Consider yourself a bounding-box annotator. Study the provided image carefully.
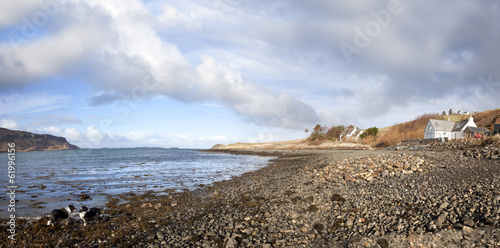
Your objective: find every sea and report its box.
[0,148,273,219]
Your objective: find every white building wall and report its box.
[452,131,463,139]
[425,131,434,139]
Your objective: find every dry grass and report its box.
[360,135,376,145]
[472,109,500,130]
[481,134,500,146]
[373,109,500,147]
[374,114,441,147]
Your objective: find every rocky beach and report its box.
[2,143,499,247]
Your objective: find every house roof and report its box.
[464,126,489,133]
[452,120,468,131]
[351,129,363,137]
[341,126,356,136]
[429,118,474,132]
[429,119,455,132]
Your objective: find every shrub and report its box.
[360,127,378,139]
[309,132,326,141]
[326,126,344,140]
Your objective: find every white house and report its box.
[340,126,364,141]
[424,116,477,139]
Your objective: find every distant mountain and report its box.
[0,128,80,152]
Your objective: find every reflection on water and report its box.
[0,148,272,218]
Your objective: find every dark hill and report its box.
[0,128,80,152]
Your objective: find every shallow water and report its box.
[0,148,272,218]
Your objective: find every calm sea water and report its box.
[0,148,272,218]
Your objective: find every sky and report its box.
[1,0,499,149]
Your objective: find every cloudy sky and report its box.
[1,0,499,148]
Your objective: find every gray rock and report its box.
[463,218,474,227]
[346,220,354,227]
[226,238,237,248]
[156,231,165,241]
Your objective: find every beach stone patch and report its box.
[463,145,500,159]
[309,153,430,182]
[4,149,500,247]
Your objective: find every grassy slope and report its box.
[216,109,500,149]
[375,109,500,147]
[471,109,500,130]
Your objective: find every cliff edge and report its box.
[0,127,80,152]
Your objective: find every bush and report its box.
[309,132,326,141]
[360,127,378,139]
[308,124,344,142]
[326,126,344,140]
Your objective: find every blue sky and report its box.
[1,0,499,148]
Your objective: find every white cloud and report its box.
[86,125,104,143]
[126,130,155,141]
[194,56,320,129]
[0,93,69,115]
[248,132,281,143]
[199,135,227,141]
[157,5,203,30]
[37,126,107,148]
[0,0,321,130]
[0,119,20,130]
[64,127,86,142]
[0,3,113,86]
[2,0,499,141]
[0,0,40,28]
[41,126,64,135]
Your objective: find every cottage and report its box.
[424,116,477,140]
[340,126,364,141]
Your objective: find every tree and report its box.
[449,109,453,115]
[457,110,461,115]
[305,129,309,137]
[442,111,446,116]
[313,124,323,134]
[326,126,344,140]
[359,127,378,139]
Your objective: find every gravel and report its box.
[2,146,499,247]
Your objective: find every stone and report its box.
[463,218,474,227]
[344,174,356,182]
[463,226,473,235]
[346,220,354,227]
[226,238,237,248]
[436,214,446,228]
[406,234,416,244]
[157,231,165,241]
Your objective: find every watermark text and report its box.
[7,143,16,241]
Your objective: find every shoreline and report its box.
[0,148,272,219]
[2,148,499,247]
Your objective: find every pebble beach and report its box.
[2,146,499,247]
